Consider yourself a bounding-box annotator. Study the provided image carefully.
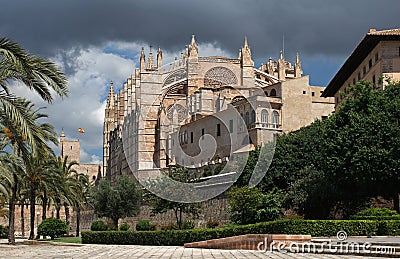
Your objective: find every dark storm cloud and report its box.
[1,0,399,60]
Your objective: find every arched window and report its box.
[251,110,256,124]
[245,112,250,125]
[261,109,268,127]
[272,111,279,128]
[270,89,277,97]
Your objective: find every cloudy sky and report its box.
[1,0,399,163]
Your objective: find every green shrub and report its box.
[206,220,219,228]
[37,218,67,240]
[182,220,195,229]
[136,220,156,231]
[0,225,8,238]
[160,223,178,230]
[82,219,400,245]
[351,208,400,220]
[119,222,130,231]
[90,220,108,231]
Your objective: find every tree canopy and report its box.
[247,81,400,219]
[92,175,141,229]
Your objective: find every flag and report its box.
[78,127,85,133]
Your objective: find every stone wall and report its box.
[0,196,230,236]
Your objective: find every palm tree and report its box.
[2,100,59,243]
[72,173,90,237]
[0,38,68,245]
[50,156,79,234]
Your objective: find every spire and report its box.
[295,52,302,78]
[244,36,249,48]
[190,34,197,46]
[147,46,154,70]
[238,48,242,60]
[140,47,145,71]
[240,36,254,67]
[60,130,66,142]
[157,47,162,70]
[277,51,286,80]
[107,81,115,107]
[189,35,198,60]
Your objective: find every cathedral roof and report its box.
[322,28,400,97]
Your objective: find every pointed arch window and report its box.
[272,111,279,128]
[251,110,256,124]
[261,109,269,127]
[270,89,277,97]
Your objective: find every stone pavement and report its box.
[0,240,393,259]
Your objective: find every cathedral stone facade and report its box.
[103,35,334,182]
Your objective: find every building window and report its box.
[190,131,193,143]
[358,72,361,81]
[353,78,356,85]
[92,176,96,180]
[270,89,277,97]
[229,119,234,133]
[312,92,315,96]
[372,74,376,85]
[369,59,372,69]
[70,146,73,150]
[261,109,268,127]
[216,123,221,136]
[245,112,250,125]
[375,53,379,62]
[201,128,204,140]
[251,110,256,124]
[272,111,279,128]
[363,66,366,75]
[303,90,306,94]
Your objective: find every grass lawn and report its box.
[40,236,82,243]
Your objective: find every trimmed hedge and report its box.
[91,220,108,231]
[82,219,400,245]
[136,220,156,231]
[351,208,400,220]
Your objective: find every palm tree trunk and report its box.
[55,197,60,219]
[28,187,35,240]
[7,173,18,245]
[42,192,47,220]
[65,203,70,235]
[75,206,80,237]
[20,203,25,238]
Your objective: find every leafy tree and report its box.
[92,175,141,229]
[250,81,400,219]
[37,218,67,240]
[322,81,400,212]
[227,186,283,225]
[147,166,201,230]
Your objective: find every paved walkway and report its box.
[0,241,393,258]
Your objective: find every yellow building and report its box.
[322,28,400,107]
